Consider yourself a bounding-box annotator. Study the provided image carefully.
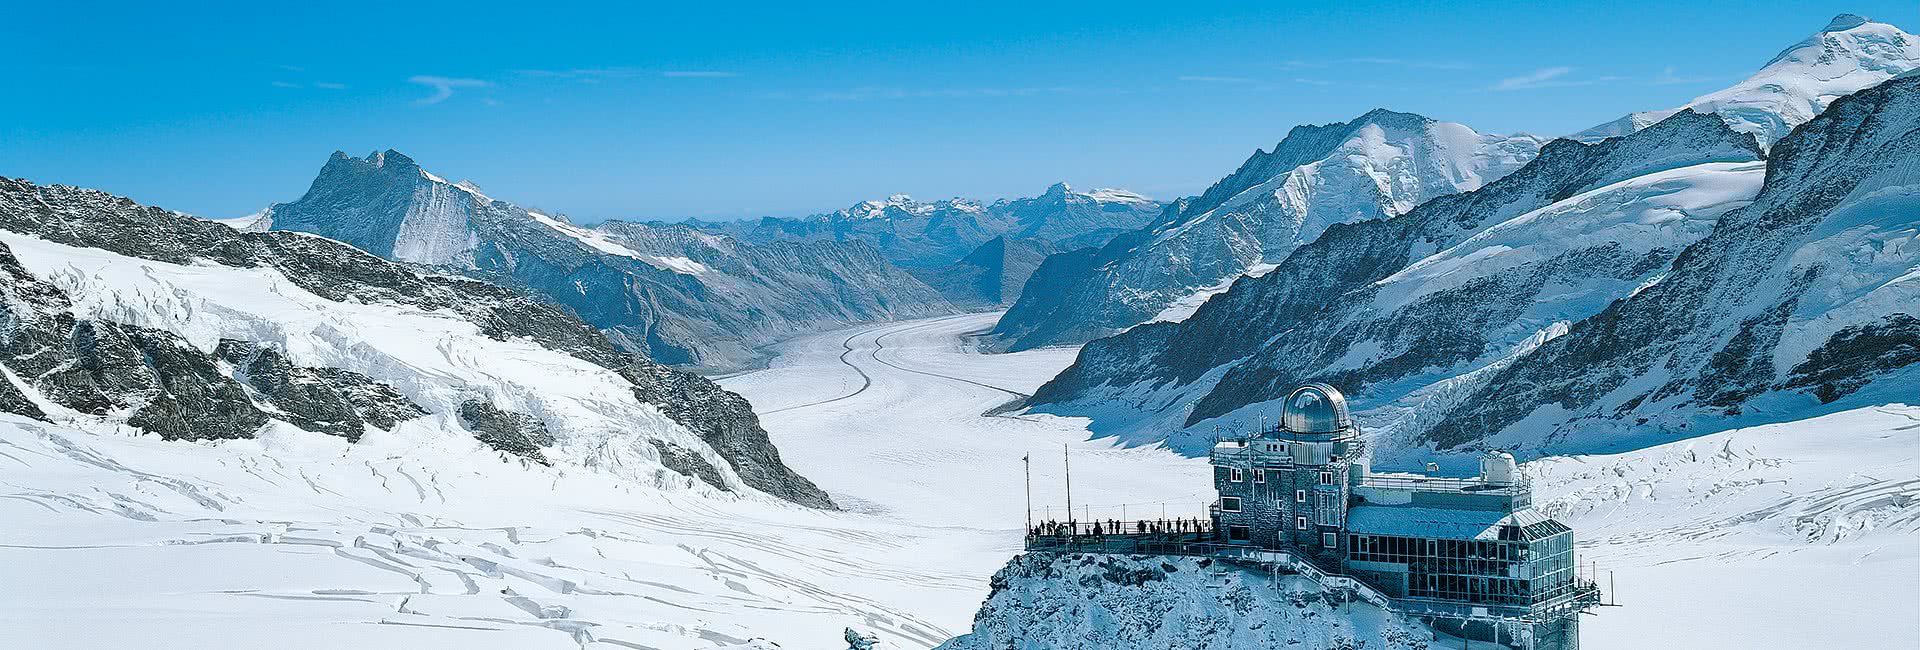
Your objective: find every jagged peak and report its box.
[1824,13,1871,33]
[1351,107,1436,130]
[1043,181,1071,196]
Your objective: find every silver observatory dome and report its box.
[1280,383,1353,435]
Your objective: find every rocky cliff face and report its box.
[696,182,1162,270]
[1421,73,1920,453]
[935,554,1437,650]
[1025,110,1765,453]
[0,176,834,508]
[907,236,1057,307]
[260,151,952,372]
[992,109,1547,351]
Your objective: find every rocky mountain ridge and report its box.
[259,150,952,372]
[990,108,1547,351]
[1025,110,1764,454]
[691,182,1163,270]
[0,176,834,508]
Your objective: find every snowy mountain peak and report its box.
[1824,13,1871,33]
[1575,15,1917,148]
[1352,106,1436,130]
[1043,181,1070,197]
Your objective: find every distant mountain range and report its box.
[688,182,1164,270]
[1020,15,1920,463]
[253,151,957,372]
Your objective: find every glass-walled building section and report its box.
[1345,513,1578,608]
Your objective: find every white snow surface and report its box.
[1575,15,1919,148]
[1376,160,1765,310]
[0,312,1207,649]
[4,288,1914,649]
[1533,405,1920,649]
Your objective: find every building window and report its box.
[1295,516,1308,531]
[1253,469,1265,483]
[1319,471,1334,485]
[1322,532,1337,548]
[1295,489,1307,503]
[1220,497,1242,512]
[1315,492,1343,526]
[1230,468,1244,482]
[1228,525,1251,542]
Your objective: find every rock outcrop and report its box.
[935,553,1436,650]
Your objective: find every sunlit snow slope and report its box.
[1575,15,1918,149]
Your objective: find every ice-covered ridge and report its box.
[1376,160,1766,305]
[1575,15,1918,147]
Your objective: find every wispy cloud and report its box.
[805,85,1108,102]
[313,82,348,90]
[271,81,301,88]
[517,67,646,80]
[663,70,739,78]
[1292,77,1335,86]
[409,75,491,105]
[1350,57,1474,70]
[1652,66,1717,86]
[1177,75,1259,84]
[1494,66,1575,91]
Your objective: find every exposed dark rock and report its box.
[214,340,428,441]
[648,439,730,492]
[457,400,555,464]
[622,362,835,509]
[1784,314,1920,403]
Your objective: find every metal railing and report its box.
[1358,473,1531,496]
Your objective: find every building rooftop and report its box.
[1347,505,1568,541]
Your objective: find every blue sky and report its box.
[4,1,1912,222]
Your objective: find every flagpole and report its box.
[1063,443,1073,526]
[1023,453,1032,533]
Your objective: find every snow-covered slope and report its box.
[935,554,1437,650]
[0,176,832,508]
[1575,14,1918,149]
[260,150,953,371]
[992,109,1546,351]
[1421,73,1920,454]
[696,182,1163,270]
[1026,110,1763,454]
[1531,405,1920,649]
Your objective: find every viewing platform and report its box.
[1022,527,1602,625]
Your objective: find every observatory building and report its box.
[1209,383,1597,649]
